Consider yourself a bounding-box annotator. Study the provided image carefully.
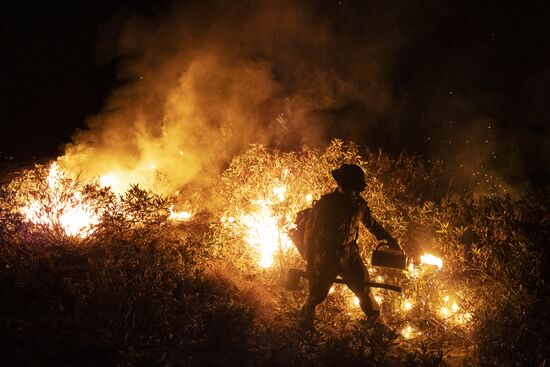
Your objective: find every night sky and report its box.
[2,0,549,188]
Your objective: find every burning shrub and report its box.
[214,140,549,364]
[0,162,172,247]
[0,142,548,365]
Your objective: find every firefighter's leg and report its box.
[340,246,380,320]
[299,276,332,329]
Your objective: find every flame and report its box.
[457,312,473,324]
[420,253,443,269]
[440,306,451,318]
[402,299,414,311]
[437,295,473,325]
[99,174,116,188]
[20,163,101,238]
[401,324,420,340]
[235,186,293,268]
[407,261,420,278]
[222,185,294,268]
[451,302,460,313]
[168,206,192,221]
[273,186,286,202]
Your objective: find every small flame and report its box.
[305,193,313,203]
[457,312,473,324]
[401,324,420,340]
[273,185,286,202]
[402,299,414,311]
[440,306,451,318]
[99,174,116,188]
[420,253,443,269]
[168,206,192,221]
[407,261,421,278]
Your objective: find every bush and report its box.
[1,142,548,366]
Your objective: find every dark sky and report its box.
[1,0,549,188]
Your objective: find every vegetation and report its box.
[0,140,548,366]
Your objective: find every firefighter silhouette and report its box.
[299,164,402,329]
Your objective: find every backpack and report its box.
[288,194,332,259]
[288,192,353,261]
[288,206,312,258]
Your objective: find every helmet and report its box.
[331,164,367,192]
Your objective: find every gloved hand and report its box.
[387,238,403,252]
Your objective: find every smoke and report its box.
[59,0,546,196]
[61,0,342,193]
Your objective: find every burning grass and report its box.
[0,140,548,366]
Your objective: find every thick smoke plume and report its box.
[60,0,411,194]
[60,0,541,196]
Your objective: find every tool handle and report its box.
[294,269,402,293]
[332,278,402,293]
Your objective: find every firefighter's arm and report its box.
[362,205,401,250]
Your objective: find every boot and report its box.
[298,304,316,331]
[360,292,381,322]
